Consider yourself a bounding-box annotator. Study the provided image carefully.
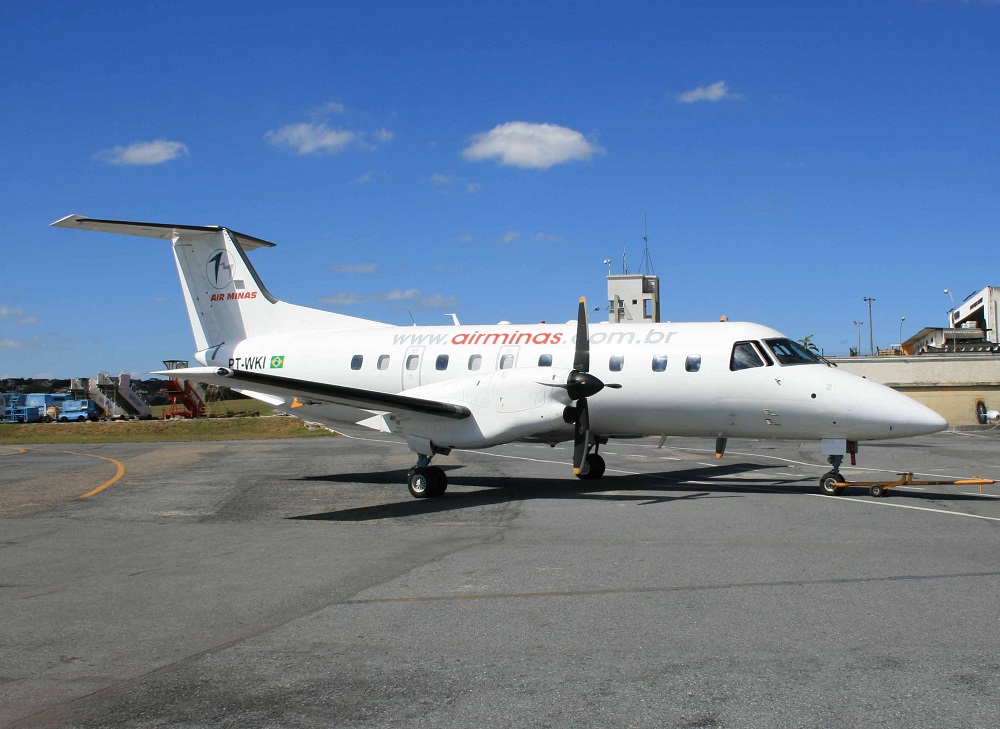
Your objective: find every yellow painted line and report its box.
[0,446,125,496]
[63,450,126,498]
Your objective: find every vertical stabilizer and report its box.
[52,215,385,361]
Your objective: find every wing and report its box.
[153,366,471,420]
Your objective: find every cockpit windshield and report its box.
[763,337,822,366]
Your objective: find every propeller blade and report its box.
[573,399,591,474]
[574,297,590,373]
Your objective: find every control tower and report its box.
[607,274,660,323]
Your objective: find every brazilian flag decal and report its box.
[270,355,285,369]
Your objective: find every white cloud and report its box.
[0,306,37,324]
[266,122,394,156]
[463,122,602,170]
[317,100,345,115]
[455,234,475,243]
[675,81,742,104]
[499,230,521,244]
[533,233,567,243]
[320,292,364,306]
[0,338,32,349]
[415,293,460,309]
[429,173,454,185]
[321,289,457,309]
[353,170,377,184]
[95,139,189,165]
[330,263,378,274]
[266,123,357,155]
[466,182,481,193]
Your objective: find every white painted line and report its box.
[811,494,1000,523]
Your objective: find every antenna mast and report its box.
[638,212,655,275]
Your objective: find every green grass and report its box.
[0,415,334,444]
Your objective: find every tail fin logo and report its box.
[207,250,234,289]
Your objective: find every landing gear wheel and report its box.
[408,466,448,498]
[576,453,606,480]
[819,471,845,496]
[426,466,447,498]
[408,467,432,498]
[869,484,886,498]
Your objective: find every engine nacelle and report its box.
[382,367,573,449]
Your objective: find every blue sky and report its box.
[2,0,998,377]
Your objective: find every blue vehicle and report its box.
[58,399,99,422]
[2,394,43,423]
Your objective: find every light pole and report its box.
[853,320,863,356]
[899,316,906,352]
[944,289,956,351]
[863,296,876,356]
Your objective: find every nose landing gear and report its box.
[819,454,846,496]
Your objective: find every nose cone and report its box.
[849,376,948,439]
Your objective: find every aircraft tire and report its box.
[426,466,448,498]
[576,453,606,480]
[407,468,433,498]
[819,472,845,496]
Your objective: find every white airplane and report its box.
[53,215,948,499]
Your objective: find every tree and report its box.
[798,335,819,353]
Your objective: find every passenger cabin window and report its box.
[377,355,390,371]
[499,354,515,370]
[406,354,419,371]
[685,354,702,372]
[435,354,449,371]
[764,338,821,366]
[350,355,363,370]
[538,354,553,367]
[609,355,624,372]
[651,354,668,372]
[468,354,482,371]
[730,342,765,371]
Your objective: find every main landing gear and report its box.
[407,454,447,499]
[575,449,606,480]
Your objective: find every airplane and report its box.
[52,214,949,499]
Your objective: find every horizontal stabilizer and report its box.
[51,214,276,251]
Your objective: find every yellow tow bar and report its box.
[827,472,995,498]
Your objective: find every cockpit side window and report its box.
[764,337,821,366]
[730,342,765,371]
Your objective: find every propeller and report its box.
[567,297,621,475]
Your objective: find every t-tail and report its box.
[52,215,384,363]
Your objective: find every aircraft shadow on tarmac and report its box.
[290,460,999,522]
[291,461,818,522]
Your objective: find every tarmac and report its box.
[2,429,1000,728]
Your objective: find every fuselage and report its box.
[207,319,947,445]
